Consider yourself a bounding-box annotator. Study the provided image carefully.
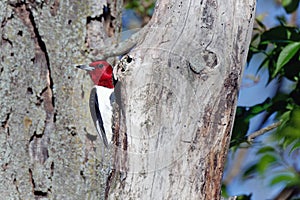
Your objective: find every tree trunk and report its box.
[0,0,121,199]
[109,0,255,199]
[1,0,255,199]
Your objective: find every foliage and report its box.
[228,1,300,199]
[241,19,300,148]
[282,0,300,13]
[124,0,155,25]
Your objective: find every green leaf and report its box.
[230,107,250,148]
[289,140,300,154]
[260,27,288,43]
[289,105,300,127]
[260,26,300,45]
[270,174,294,185]
[273,42,300,77]
[236,194,252,200]
[277,106,300,145]
[282,136,296,149]
[243,164,258,179]
[250,98,272,114]
[267,93,290,117]
[282,0,300,13]
[267,56,277,84]
[257,154,277,175]
[282,59,300,81]
[279,110,292,125]
[257,146,275,154]
[221,184,229,198]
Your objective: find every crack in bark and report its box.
[28,168,35,193]
[98,3,115,37]
[29,167,49,197]
[1,110,11,129]
[86,7,144,60]
[13,2,55,112]
[80,84,85,99]
[1,12,14,28]
[26,6,53,164]
[85,3,116,56]
[12,3,54,197]
[1,36,13,46]
[105,169,116,200]
[12,177,21,196]
[27,7,55,108]
[223,71,239,108]
[49,0,60,16]
[80,170,86,181]
[50,161,54,177]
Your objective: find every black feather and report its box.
[89,88,109,147]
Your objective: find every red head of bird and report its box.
[77,60,114,89]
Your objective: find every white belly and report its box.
[95,85,114,143]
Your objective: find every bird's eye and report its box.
[97,64,104,68]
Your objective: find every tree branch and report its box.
[247,121,282,142]
[91,29,146,60]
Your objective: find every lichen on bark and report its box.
[0,0,121,199]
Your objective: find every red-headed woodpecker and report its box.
[77,60,115,147]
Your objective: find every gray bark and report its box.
[109,0,256,199]
[0,0,255,199]
[0,0,120,199]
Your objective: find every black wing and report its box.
[89,88,109,147]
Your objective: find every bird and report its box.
[77,60,115,147]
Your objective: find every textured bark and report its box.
[109,0,256,199]
[1,0,255,199]
[0,0,120,199]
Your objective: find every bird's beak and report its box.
[76,64,94,71]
